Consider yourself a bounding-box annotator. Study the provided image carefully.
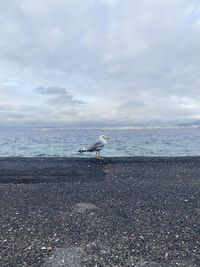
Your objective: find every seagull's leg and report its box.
[96,151,100,159]
[96,150,104,160]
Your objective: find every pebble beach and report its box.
[0,157,199,266]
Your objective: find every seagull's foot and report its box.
[96,156,104,160]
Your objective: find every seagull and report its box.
[78,135,110,159]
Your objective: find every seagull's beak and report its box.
[106,136,111,140]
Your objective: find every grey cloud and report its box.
[120,101,146,109]
[35,86,85,106]
[0,101,83,123]
[0,102,36,113]
[36,86,68,95]
[0,103,40,122]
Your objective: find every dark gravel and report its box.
[0,157,200,267]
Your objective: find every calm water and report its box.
[0,127,200,157]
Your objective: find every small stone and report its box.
[47,246,53,252]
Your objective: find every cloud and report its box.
[0,0,200,125]
[35,86,85,106]
[36,87,68,95]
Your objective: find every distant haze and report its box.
[1,0,200,126]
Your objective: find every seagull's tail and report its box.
[78,149,87,153]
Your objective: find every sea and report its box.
[0,127,200,157]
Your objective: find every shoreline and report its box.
[0,157,199,266]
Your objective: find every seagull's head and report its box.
[99,135,111,141]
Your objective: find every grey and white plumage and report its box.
[78,135,110,158]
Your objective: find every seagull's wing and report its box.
[85,139,104,151]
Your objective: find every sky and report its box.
[1,0,200,126]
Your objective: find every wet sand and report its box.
[0,157,199,266]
